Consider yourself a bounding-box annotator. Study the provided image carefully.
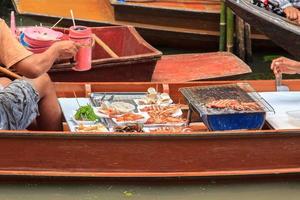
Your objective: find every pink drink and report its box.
[69,26,92,71]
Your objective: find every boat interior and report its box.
[19,79,300,134]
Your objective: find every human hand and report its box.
[283,6,300,24]
[51,40,80,59]
[271,57,300,76]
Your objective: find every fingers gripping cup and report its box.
[69,26,92,71]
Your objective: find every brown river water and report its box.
[0,178,300,200]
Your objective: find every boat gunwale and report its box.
[225,0,300,34]
[1,126,300,138]
[1,167,300,178]
[110,0,220,14]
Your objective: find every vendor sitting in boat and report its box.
[271,57,300,75]
[0,19,79,131]
[274,0,300,23]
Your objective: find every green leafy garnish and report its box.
[75,104,98,121]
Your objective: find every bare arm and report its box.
[271,57,300,76]
[12,41,79,79]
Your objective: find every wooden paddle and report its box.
[92,34,119,58]
[0,66,22,79]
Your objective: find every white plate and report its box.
[93,107,110,118]
[112,112,150,125]
[137,105,183,117]
[94,102,136,118]
[133,99,173,107]
[74,124,109,132]
[71,111,98,125]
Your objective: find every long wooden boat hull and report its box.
[1,130,300,178]
[0,80,300,178]
[10,0,271,50]
[225,0,300,58]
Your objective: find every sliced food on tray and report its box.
[144,126,193,133]
[97,101,136,117]
[139,104,183,117]
[75,123,108,132]
[112,112,149,125]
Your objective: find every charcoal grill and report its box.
[179,83,273,131]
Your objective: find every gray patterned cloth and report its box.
[0,79,40,130]
[272,0,300,9]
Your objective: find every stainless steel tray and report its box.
[90,92,147,107]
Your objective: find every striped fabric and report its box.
[273,0,300,9]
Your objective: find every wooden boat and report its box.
[3,25,251,82]
[1,80,300,178]
[50,45,251,82]
[10,0,270,50]
[49,26,162,82]
[225,0,300,58]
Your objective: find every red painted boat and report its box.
[49,26,162,82]
[10,0,271,50]
[7,26,251,82]
[0,80,300,179]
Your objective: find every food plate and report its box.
[137,105,183,117]
[133,98,173,107]
[94,101,136,118]
[74,123,109,132]
[112,112,150,125]
[71,111,97,125]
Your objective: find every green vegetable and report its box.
[75,104,98,121]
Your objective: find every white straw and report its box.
[50,17,64,29]
[70,9,76,27]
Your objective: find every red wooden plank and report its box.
[152,52,252,82]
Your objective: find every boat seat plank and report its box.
[151,52,252,82]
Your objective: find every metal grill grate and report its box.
[179,83,273,115]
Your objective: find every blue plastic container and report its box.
[200,111,266,131]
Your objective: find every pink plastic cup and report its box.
[69,26,92,71]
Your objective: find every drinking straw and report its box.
[70,9,76,27]
[50,17,64,29]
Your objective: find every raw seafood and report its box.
[206,99,261,111]
[115,113,144,122]
[98,101,135,116]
